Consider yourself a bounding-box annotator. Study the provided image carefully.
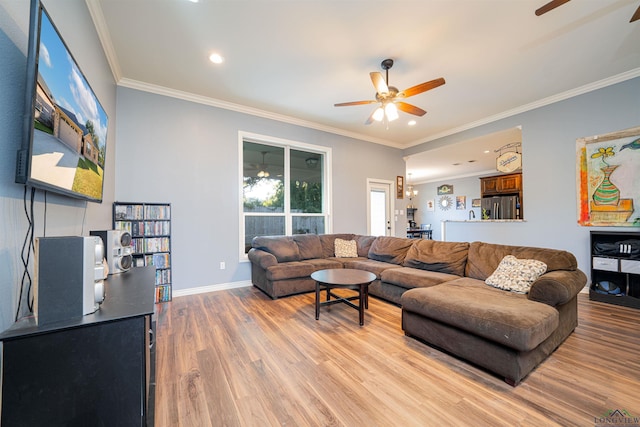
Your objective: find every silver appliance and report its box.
[481,196,519,220]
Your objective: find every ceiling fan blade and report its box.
[370,72,389,94]
[535,0,571,16]
[631,4,640,22]
[334,100,377,107]
[364,108,377,125]
[396,102,427,117]
[398,78,446,98]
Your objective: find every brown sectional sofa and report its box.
[248,233,587,385]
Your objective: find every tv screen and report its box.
[16,0,108,203]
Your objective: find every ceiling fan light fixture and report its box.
[385,102,399,121]
[256,151,269,178]
[372,107,385,122]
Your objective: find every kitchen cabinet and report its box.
[480,172,523,219]
[480,172,522,196]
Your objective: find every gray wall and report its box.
[411,175,483,240]
[405,77,640,279]
[1,0,638,328]
[115,87,407,292]
[0,0,116,331]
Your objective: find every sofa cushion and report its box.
[403,240,469,276]
[485,255,547,294]
[466,241,577,281]
[293,234,323,260]
[266,261,316,281]
[368,236,415,265]
[401,279,559,352]
[302,258,344,271]
[353,235,377,257]
[381,267,460,290]
[340,259,403,278]
[334,238,358,257]
[319,234,355,258]
[252,236,301,262]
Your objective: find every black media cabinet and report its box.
[589,230,640,309]
[0,266,156,426]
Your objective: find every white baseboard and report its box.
[172,280,252,298]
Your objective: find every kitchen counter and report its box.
[440,219,526,241]
[443,219,526,223]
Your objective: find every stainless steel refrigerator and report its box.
[481,195,519,220]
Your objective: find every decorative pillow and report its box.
[334,238,358,258]
[485,255,547,294]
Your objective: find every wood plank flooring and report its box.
[154,287,640,426]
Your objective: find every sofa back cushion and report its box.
[319,234,355,258]
[403,240,469,276]
[368,236,415,265]
[354,235,377,257]
[466,241,578,281]
[293,234,323,259]
[252,236,301,262]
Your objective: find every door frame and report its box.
[366,178,395,236]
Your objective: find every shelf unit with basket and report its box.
[589,230,640,309]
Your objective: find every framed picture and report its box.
[426,199,435,211]
[456,196,466,210]
[472,198,481,208]
[437,184,453,195]
[396,176,404,199]
[576,125,640,226]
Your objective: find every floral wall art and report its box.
[577,126,640,226]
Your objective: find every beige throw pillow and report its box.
[485,255,547,294]
[334,238,358,258]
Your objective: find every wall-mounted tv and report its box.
[15,0,108,203]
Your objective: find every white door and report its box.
[367,179,393,236]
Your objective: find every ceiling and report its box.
[86,0,639,180]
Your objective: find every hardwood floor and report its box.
[154,287,640,426]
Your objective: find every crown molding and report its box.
[405,67,640,149]
[85,0,121,81]
[117,78,405,149]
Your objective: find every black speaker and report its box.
[91,230,133,274]
[34,236,106,325]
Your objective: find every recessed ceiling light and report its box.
[408,120,417,126]
[484,150,491,154]
[209,53,224,64]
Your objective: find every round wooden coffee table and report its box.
[311,269,376,326]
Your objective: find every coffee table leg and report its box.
[364,283,369,309]
[315,282,320,320]
[359,283,364,326]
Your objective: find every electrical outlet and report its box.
[220,262,225,270]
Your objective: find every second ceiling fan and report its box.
[334,59,445,125]
[536,0,640,22]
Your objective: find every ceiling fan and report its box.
[247,151,270,178]
[334,59,445,125]
[535,0,640,23]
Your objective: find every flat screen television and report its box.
[15,0,108,203]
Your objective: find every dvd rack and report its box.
[114,202,172,303]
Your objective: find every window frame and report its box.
[238,131,332,261]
